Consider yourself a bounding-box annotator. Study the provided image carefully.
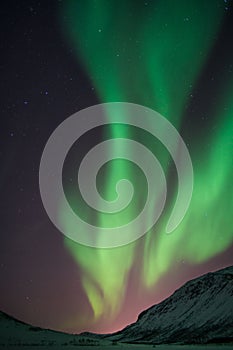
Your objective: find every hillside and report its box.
[102,265,233,344]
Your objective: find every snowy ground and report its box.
[2,345,233,349]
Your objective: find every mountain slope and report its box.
[103,265,233,344]
[1,265,233,346]
[0,311,107,347]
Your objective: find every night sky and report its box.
[1,0,233,335]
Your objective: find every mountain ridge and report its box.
[1,265,233,346]
[99,264,233,344]
[0,310,106,347]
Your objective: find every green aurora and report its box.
[59,0,233,325]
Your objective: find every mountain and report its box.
[1,265,233,346]
[0,311,108,347]
[99,265,233,344]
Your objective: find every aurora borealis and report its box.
[0,0,233,336]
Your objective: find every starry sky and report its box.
[1,0,233,335]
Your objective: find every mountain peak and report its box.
[103,265,233,344]
[1,265,233,346]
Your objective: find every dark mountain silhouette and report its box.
[0,311,105,347]
[99,265,233,344]
[1,265,233,346]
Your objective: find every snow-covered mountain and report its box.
[0,311,107,347]
[1,265,233,346]
[102,265,233,344]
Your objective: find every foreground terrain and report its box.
[1,345,233,349]
[0,265,233,348]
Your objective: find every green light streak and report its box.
[59,0,230,322]
[143,83,233,287]
[64,238,135,319]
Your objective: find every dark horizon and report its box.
[1,263,233,348]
